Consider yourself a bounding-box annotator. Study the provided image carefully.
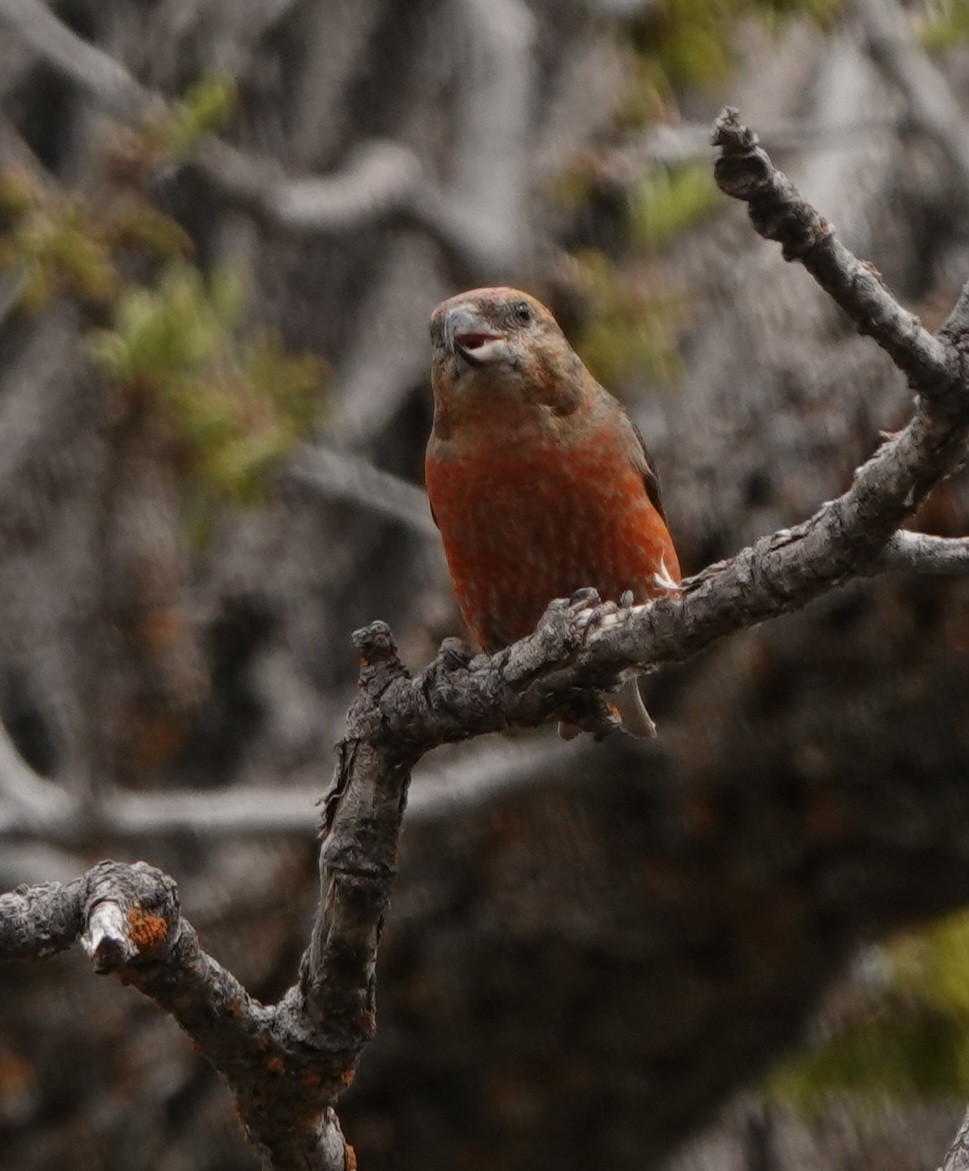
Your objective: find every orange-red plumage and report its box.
[425,287,680,735]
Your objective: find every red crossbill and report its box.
[425,287,680,737]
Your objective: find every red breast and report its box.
[426,420,678,653]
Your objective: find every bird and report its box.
[424,286,680,737]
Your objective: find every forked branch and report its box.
[6,108,969,1170]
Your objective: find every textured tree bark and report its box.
[0,817,390,1170]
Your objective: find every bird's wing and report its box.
[616,408,668,523]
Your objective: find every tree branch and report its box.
[0,720,73,835]
[0,732,588,847]
[318,105,969,814]
[712,109,956,394]
[873,531,969,575]
[7,107,969,1171]
[0,834,391,1169]
[286,446,438,540]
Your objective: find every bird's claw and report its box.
[434,636,475,670]
[568,586,601,608]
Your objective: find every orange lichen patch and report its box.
[339,1065,356,1088]
[344,1142,358,1171]
[227,996,243,1018]
[293,1106,327,1129]
[127,906,169,951]
[266,1056,285,1075]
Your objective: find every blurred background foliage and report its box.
[90,262,323,513]
[773,909,969,1105]
[921,0,969,51]
[0,77,323,523]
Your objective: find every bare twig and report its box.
[287,446,437,539]
[200,133,518,276]
[198,136,424,235]
[0,732,591,846]
[0,0,161,121]
[873,531,969,575]
[0,775,311,844]
[713,110,955,392]
[265,140,422,230]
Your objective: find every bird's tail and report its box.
[557,676,658,740]
[613,676,657,739]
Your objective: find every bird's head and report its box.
[429,287,585,419]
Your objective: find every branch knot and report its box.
[352,621,410,699]
[79,861,179,973]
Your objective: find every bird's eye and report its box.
[514,301,531,324]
